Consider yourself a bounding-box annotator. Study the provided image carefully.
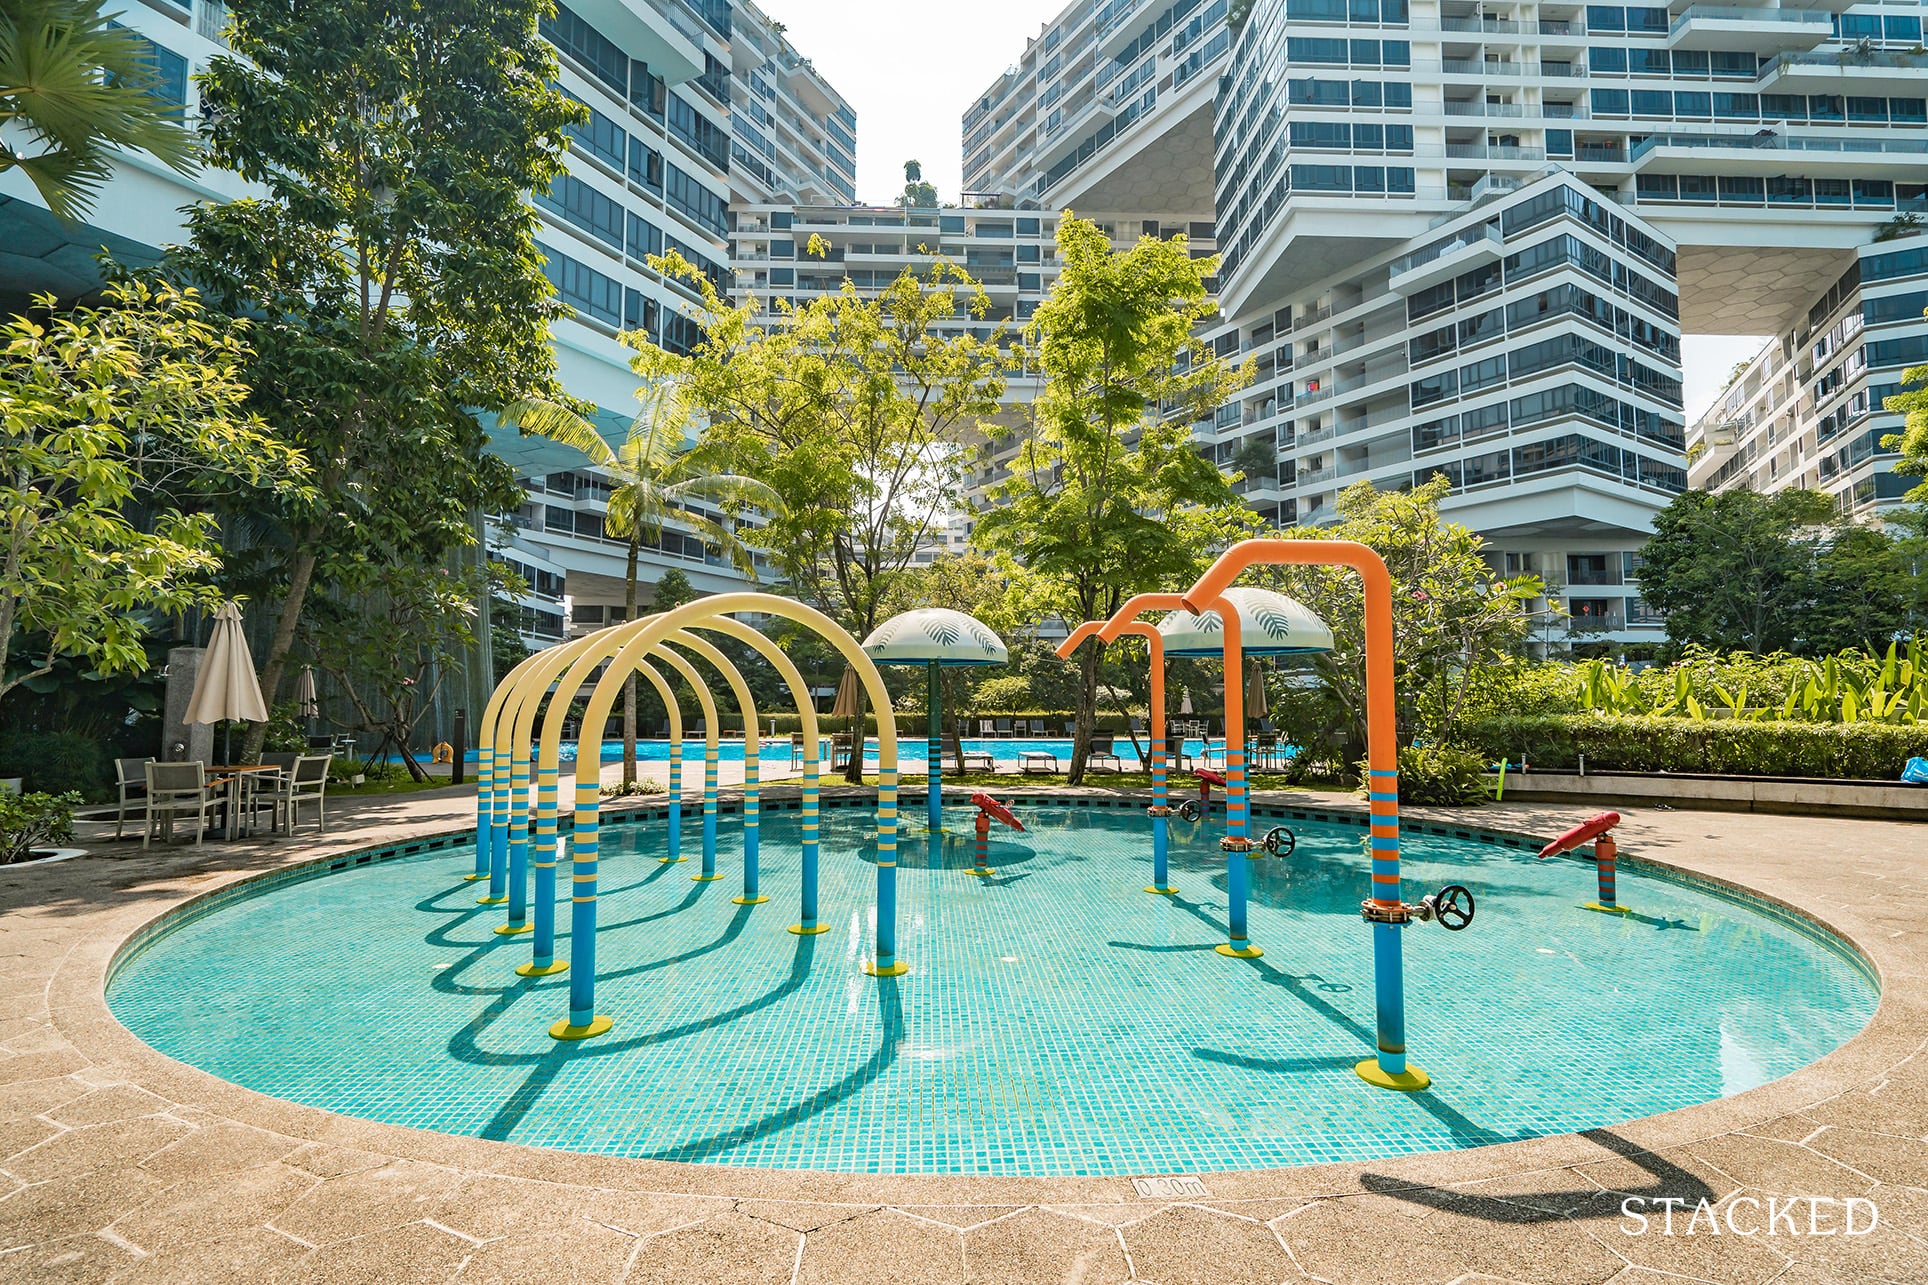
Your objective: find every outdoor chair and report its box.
[143,761,221,848]
[114,756,154,839]
[994,718,1013,737]
[830,733,853,771]
[1028,719,1047,736]
[1018,749,1058,775]
[1088,733,1125,773]
[979,719,996,737]
[250,752,301,830]
[1254,732,1281,772]
[790,733,806,768]
[961,746,995,772]
[268,754,332,835]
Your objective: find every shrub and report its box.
[0,731,110,800]
[0,791,80,864]
[1366,745,1489,806]
[1456,714,1928,780]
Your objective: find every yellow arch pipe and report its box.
[698,617,827,934]
[660,630,762,898]
[548,594,900,1039]
[471,641,569,882]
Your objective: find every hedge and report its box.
[1454,714,1928,780]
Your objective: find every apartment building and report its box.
[1689,238,1928,517]
[0,1,855,648]
[968,0,1928,648]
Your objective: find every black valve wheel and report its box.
[1261,825,1296,857]
[1433,884,1475,931]
[1177,800,1202,822]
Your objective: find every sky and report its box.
[754,0,1766,425]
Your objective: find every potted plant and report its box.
[0,791,84,865]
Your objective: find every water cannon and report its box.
[1537,811,1630,914]
[1178,767,1226,821]
[968,792,1023,877]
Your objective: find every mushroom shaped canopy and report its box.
[1157,587,1334,657]
[861,608,1009,667]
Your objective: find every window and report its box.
[1627,48,1669,75]
[561,92,625,171]
[542,4,626,94]
[1589,47,1626,74]
[667,93,728,169]
[1287,36,1350,63]
[539,244,621,327]
[1290,121,1351,149]
[1586,5,1624,32]
[1411,369,1458,408]
[628,138,663,191]
[1632,90,1672,116]
[1591,89,1629,116]
[664,164,728,236]
[536,174,623,250]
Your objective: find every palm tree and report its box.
[503,384,782,792]
[1,0,198,224]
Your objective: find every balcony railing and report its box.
[1669,4,1832,34]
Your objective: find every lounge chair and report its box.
[961,747,995,772]
[1028,719,1047,736]
[143,761,221,848]
[114,756,154,839]
[1088,733,1125,773]
[994,718,1013,737]
[1019,750,1058,775]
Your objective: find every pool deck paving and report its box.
[0,773,1923,1284]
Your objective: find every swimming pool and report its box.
[525,736,1212,767]
[107,802,1876,1176]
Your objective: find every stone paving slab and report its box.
[0,782,1922,1283]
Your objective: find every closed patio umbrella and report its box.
[830,665,860,718]
[1179,688,1193,716]
[185,602,269,766]
[1245,659,1269,722]
[294,665,320,718]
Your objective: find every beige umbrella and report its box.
[1178,688,1193,716]
[294,665,320,719]
[830,665,860,719]
[185,602,268,764]
[1245,659,1269,721]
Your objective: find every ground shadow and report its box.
[1357,1128,1719,1222]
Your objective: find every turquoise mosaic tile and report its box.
[106,801,1877,1176]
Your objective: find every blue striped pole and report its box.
[1217,740,1259,958]
[926,662,942,832]
[1147,730,1177,895]
[697,743,720,881]
[518,767,565,969]
[468,746,493,880]
[480,743,515,906]
[735,719,765,905]
[551,778,609,1039]
[1366,767,1408,1077]
[500,755,532,934]
[663,753,683,862]
[865,768,905,976]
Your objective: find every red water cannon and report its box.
[1537,811,1628,914]
[968,792,1023,877]
[1178,768,1226,821]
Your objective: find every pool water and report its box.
[107,804,1877,1176]
[529,737,1218,767]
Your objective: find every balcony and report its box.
[569,0,703,85]
[1667,5,1832,52]
[1388,222,1505,296]
[1444,143,1548,162]
[1629,130,1928,176]
[1758,48,1928,94]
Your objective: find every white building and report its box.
[0,0,855,648]
[968,0,1928,650]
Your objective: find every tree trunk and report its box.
[1068,639,1100,785]
[241,543,319,763]
[843,680,867,785]
[622,534,640,791]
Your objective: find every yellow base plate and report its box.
[732,894,770,905]
[692,873,723,882]
[968,868,997,878]
[462,873,487,882]
[1355,1058,1431,1091]
[788,922,831,935]
[475,895,508,906]
[1145,885,1179,896]
[493,922,533,936]
[549,1015,612,1040]
[515,960,569,977]
[1584,901,1633,915]
[1215,943,1264,959]
[659,856,687,864]
[865,960,910,977]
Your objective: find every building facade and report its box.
[0,0,856,648]
[968,0,1928,649]
[1688,238,1927,519]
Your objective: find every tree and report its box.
[1,279,304,705]
[1639,488,1838,653]
[972,214,1254,783]
[650,567,701,615]
[633,247,1011,780]
[901,159,938,209]
[0,0,197,223]
[169,0,582,761]
[1799,522,1910,653]
[502,386,779,789]
[1250,478,1542,760]
[1885,355,1928,501]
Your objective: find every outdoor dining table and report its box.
[205,764,281,840]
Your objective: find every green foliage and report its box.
[1,279,302,706]
[1370,745,1488,806]
[170,0,579,758]
[1570,640,1925,724]
[0,730,106,799]
[650,568,702,614]
[489,606,532,687]
[970,675,1032,712]
[1457,713,1928,779]
[260,702,309,754]
[1252,477,1543,758]
[0,0,198,222]
[1886,368,1928,500]
[973,213,1255,781]
[1638,488,1914,654]
[0,790,79,864]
